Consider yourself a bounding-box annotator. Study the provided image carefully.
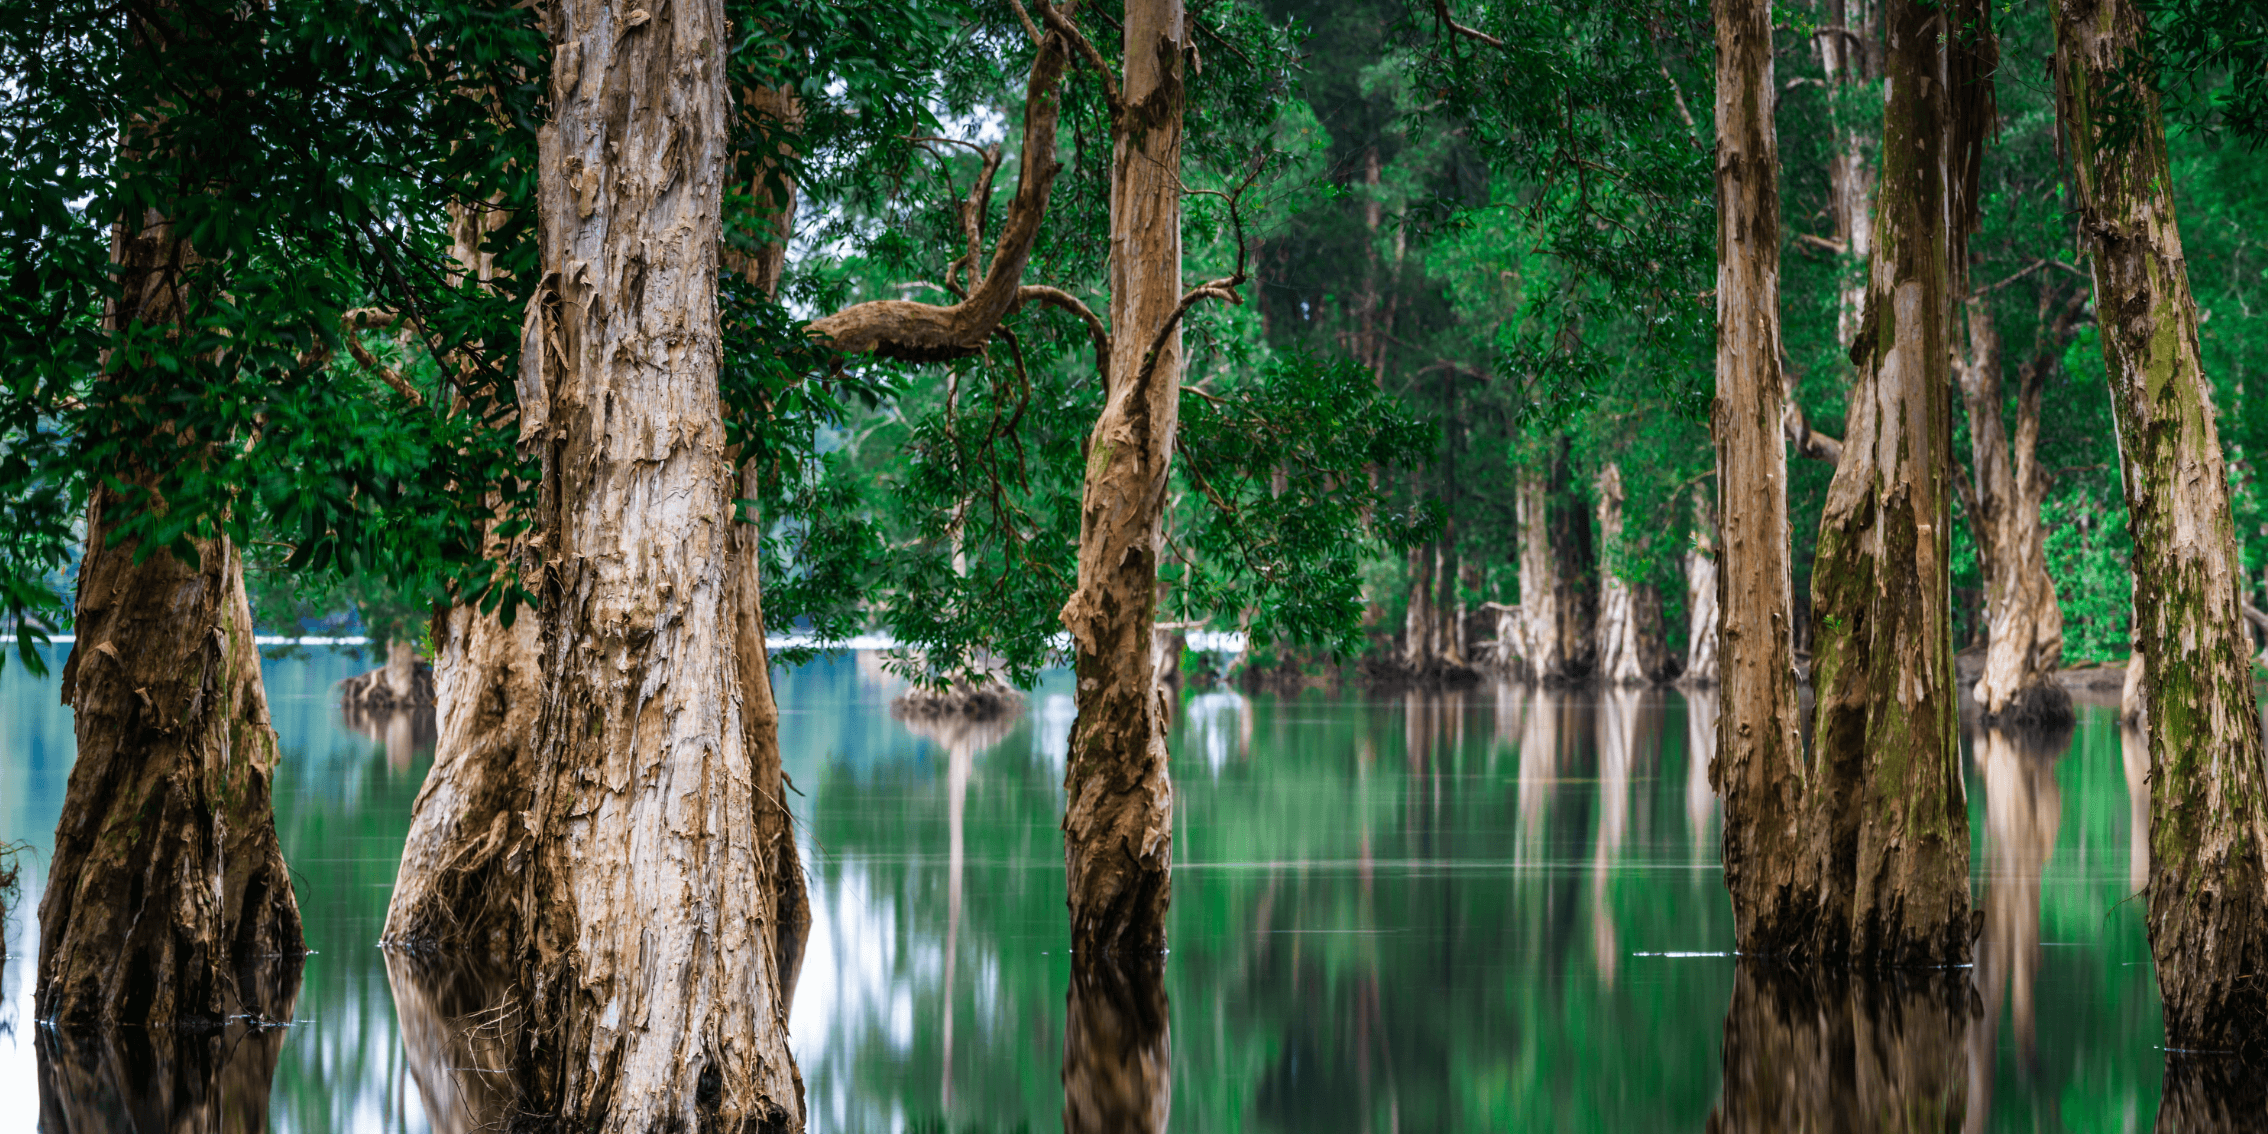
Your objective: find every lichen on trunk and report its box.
[1801,0,1980,966]
[2052,0,2268,1052]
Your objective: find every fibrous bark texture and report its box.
[513,0,803,1125]
[2052,0,2268,1051]
[1680,490,1721,686]
[1058,0,1184,960]
[1708,0,1815,959]
[1061,954,1170,1134]
[1706,963,1974,1133]
[1958,278,2078,725]
[40,186,304,1027]
[1803,0,1980,966]
[383,595,540,952]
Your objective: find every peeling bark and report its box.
[1058,0,1185,960]
[1709,0,1815,958]
[2052,0,2268,1051]
[512,0,803,1125]
[1803,0,1980,965]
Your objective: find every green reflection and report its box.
[0,651,2171,1132]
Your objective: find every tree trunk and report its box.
[512,0,802,1125]
[39,124,303,1024]
[1595,464,1658,686]
[1959,278,2076,725]
[1803,0,1978,966]
[1681,489,1721,686]
[1818,0,1879,351]
[1709,0,1816,958]
[1968,725,2065,1113]
[2052,0,2268,1051]
[1401,538,1436,672]
[386,951,516,1134]
[1058,0,1185,960]
[42,486,304,1027]
[1515,461,1562,684]
[382,595,541,952]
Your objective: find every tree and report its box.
[1708,0,1814,959]
[508,0,802,1124]
[2051,0,2268,1052]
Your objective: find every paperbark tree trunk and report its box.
[1959,279,2076,725]
[42,483,303,1027]
[1594,464,1666,686]
[1709,0,1816,959]
[1681,489,1721,686]
[39,94,303,1023]
[1817,0,1879,350]
[2052,0,2268,1051]
[1803,0,1979,966]
[511,0,803,1125]
[1058,0,1185,960]
[1514,462,1562,684]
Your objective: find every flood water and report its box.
[0,648,2173,1131]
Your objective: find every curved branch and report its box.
[1783,398,1841,465]
[804,24,1072,361]
[1017,284,1111,380]
[1431,0,1504,48]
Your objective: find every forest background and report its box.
[10,0,2260,688]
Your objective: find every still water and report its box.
[0,648,2164,1131]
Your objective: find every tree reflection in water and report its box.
[1968,721,2071,1091]
[38,955,301,1132]
[1708,962,1978,1133]
[1062,952,1169,1134]
[382,950,515,1134]
[893,704,1018,1112]
[338,703,439,776]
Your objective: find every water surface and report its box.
[0,649,2166,1130]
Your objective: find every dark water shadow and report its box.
[1708,961,1980,1132]
[37,956,302,1132]
[382,949,519,1134]
[2157,1051,2268,1133]
[1062,953,1170,1134]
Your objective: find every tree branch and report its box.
[1034,0,1122,116]
[1430,0,1503,47]
[1017,285,1111,381]
[805,22,1073,361]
